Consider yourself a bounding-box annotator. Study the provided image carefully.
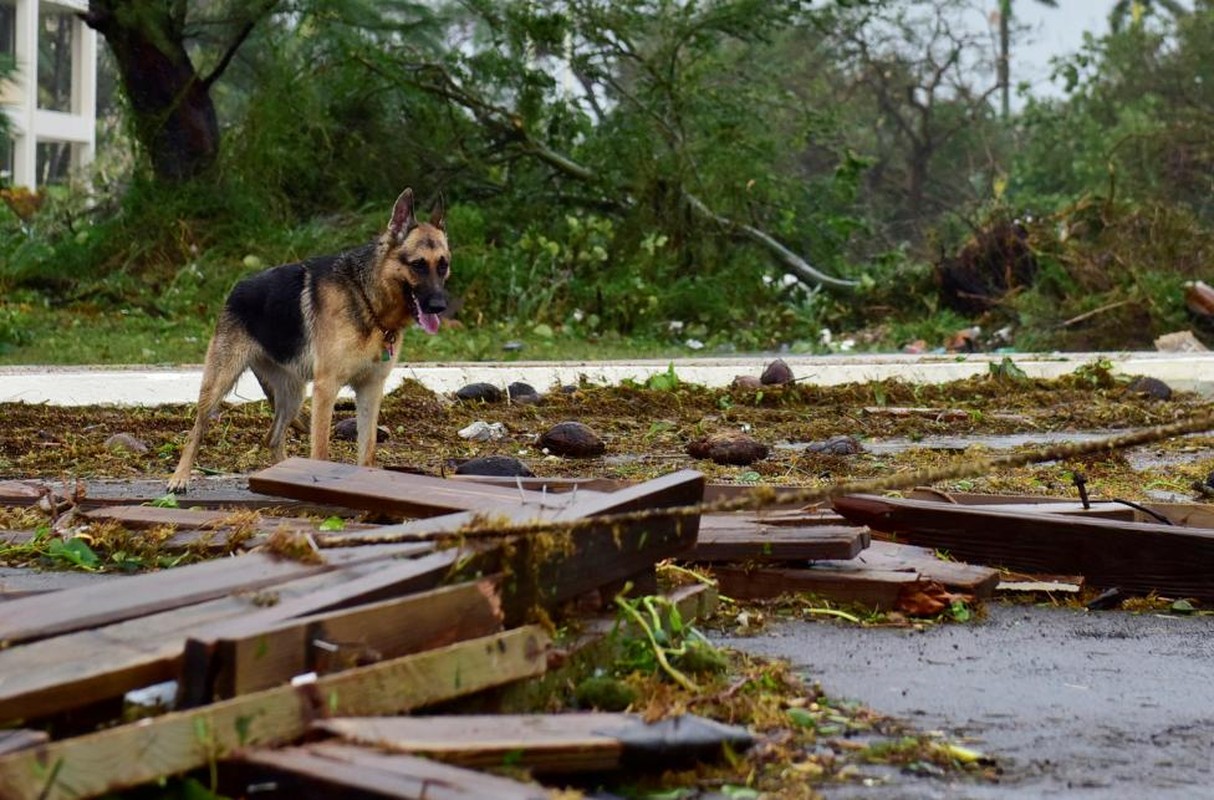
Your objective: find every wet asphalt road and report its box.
[724,604,1214,799]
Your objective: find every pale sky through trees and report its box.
[975,0,1180,104]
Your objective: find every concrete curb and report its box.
[1,352,1211,406]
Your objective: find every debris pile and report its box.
[0,459,1002,799]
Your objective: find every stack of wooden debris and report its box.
[0,459,1003,798]
[436,473,1000,612]
[834,489,1214,601]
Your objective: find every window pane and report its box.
[38,8,73,112]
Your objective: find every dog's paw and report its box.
[165,477,190,494]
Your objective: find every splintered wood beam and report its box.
[0,552,327,646]
[0,481,49,505]
[203,578,504,700]
[177,549,474,706]
[905,489,1214,529]
[83,505,379,551]
[713,564,918,609]
[316,469,706,622]
[711,539,998,609]
[315,712,755,774]
[0,627,550,800]
[689,517,869,562]
[0,543,431,647]
[0,732,47,758]
[834,493,1214,600]
[247,457,567,517]
[810,541,1000,597]
[351,469,705,543]
[539,469,705,604]
[225,743,551,800]
[0,557,429,724]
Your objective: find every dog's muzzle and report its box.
[411,286,447,335]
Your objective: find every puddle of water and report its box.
[777,431,1212,469]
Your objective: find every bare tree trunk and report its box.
[82,2,219,181]
[999,0,1011,120]
[81,1,274,183]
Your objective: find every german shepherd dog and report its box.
[167,188,449,492]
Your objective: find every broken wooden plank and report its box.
[0,557,428,724]
[997,578,1083,594]
[0,565,126,599]
[902,498,1136,520]
[710,536,997,609]
[84,505,379,551]
[0,732,47,758]
[833,493,1214,600]
[507,470,704,615]
[205,578,504,700]
[689,516,868,562]
[248,457,567,518]
[321,469,705,620]
[177,548,470,706]
[316,712,754,774]
[0,539,432,645]
[346,469,703,544]
[812,541,1000,598]
[455,474,828,509]
[907,489,1214,529]
[0,477,319,511]
[713,564,917,609]
[225,743,550,800]
[0,552,326,645]
[0,626,550,800]
[0,480,52,505]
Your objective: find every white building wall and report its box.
[2,0,96,188]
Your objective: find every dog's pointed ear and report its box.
[429,193,446,231]
[388,188,417,241]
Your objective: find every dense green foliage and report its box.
[1,0,1212,362]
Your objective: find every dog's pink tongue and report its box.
[414,298,441,335]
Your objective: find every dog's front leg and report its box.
[352,379,387,466]
[310,377,339,462]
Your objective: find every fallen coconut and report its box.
[334,418,389,442]
[507,382,542,404]
[539,421,606,457]
[687,431,769,465]
[760,358,794,385]
[1125,376,1172,401]
[454,382,504,403]
[454,455,535,477]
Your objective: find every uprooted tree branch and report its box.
[368,56,858,291]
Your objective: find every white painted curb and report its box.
[0,352,1211,407]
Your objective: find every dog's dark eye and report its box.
[409,259,428,272]
[437,259,449,275]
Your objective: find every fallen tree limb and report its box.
[682,191,859,290]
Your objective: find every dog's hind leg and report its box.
[167,329,254,493]
[255,371,309,436]
[255,362,306,463]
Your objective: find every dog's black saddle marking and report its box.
[226,260,314,364]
